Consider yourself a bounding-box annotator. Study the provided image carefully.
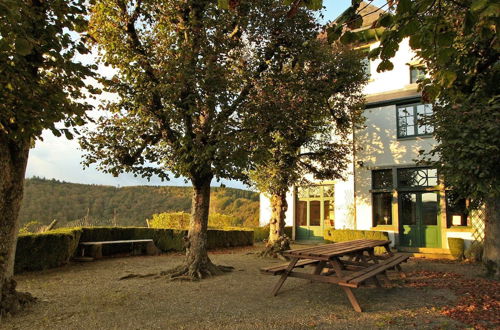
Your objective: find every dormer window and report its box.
[410,65,426,84]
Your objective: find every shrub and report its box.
[448,237,465,260]
[148,212,190,229]
[15,228,82,273]
[324,229,390,254]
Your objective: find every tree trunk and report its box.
[483,195,500,279]
[0,135,35,317]
[167,175,232,280]
[260,191,290,259]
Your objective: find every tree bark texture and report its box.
[260,192,290,259]
[168,175,232,280]
[483,195,500,279]
[0,135,34,316]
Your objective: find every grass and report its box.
[3,243,497,329]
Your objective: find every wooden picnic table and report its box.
[261,239,409,312]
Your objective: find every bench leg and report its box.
[342,287,362,312]
[272,258,298,297]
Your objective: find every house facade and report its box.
[259,32,475,252]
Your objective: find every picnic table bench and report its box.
[78,239,159,259]
[261,239,409,312]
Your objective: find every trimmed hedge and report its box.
[15,226,253,273]
[253,225,293,242]
[324,229,390,254]
[15,228,82,273]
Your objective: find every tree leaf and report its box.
[15,37,33,56]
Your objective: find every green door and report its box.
[399,191,441,248]
[296,200,323,240]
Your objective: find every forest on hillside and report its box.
[19,177,259,228]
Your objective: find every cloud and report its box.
[26,131,248,189]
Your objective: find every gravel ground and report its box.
[1,243,484,330]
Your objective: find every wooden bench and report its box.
[78,239,160,259]
[339,254,409,288]
[260,259,319,275]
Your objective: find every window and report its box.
[373,193,393,226]
[296,185,335,228]
[446,191,470,227]
[397,103,434,138]
[398,167,438,188]
[410,65,426,84]
[372,170,393,226]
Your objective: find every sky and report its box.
[25,1,364,190]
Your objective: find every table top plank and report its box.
[283,240,390,260]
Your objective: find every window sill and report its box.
[396,135,433,141]
[446,226,473,233]
[371,226,396,231]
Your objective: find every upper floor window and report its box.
[410,65,426,84]
[397,103,434,138]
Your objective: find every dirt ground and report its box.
[1,243,497,330]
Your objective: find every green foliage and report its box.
[324,229,389,254]
[19,178,259,227]
[0,0,96,142]
[148,212,191,229]
[15,228,82,273]
[149,211,243,229]
[81,0,321,185]
[448,238,465,261]
[244,37,366,200]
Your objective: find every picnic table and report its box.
[261,239,409,312]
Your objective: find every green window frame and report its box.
[397,103,434,138]
[371,169,393,227]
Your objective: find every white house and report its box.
[259,5,475,253]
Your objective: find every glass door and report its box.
[399,191,441,248]
[295,185,334,240]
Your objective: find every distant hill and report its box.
[19,177,259,227]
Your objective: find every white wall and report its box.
[363,39,418,95]
[354,102,437,229]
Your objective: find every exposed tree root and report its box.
[259,236,291,260]
[0,279,36,317]
[119,263,234,281]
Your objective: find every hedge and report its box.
[15,226,253,273]
[324,229,390,254]
[15,228,82,273]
